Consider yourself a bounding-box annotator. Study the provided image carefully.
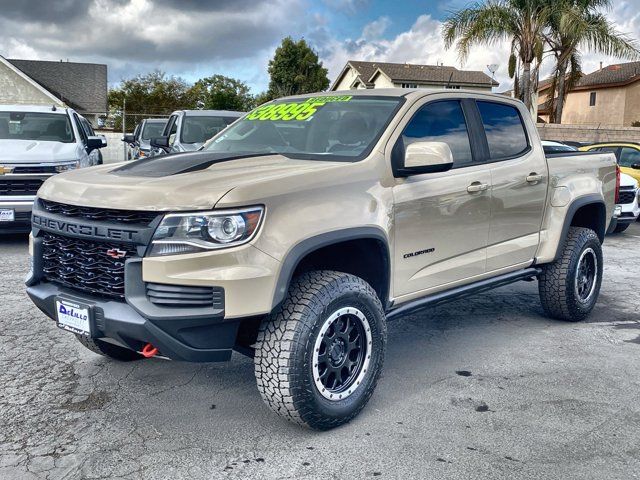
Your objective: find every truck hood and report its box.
[0,139,77,163]
[37,151,347,211]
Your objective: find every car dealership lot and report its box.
[1,225,639,480]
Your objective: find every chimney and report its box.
[600,61,603,70]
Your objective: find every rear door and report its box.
[392,98,491,297]
[477,101,548,271]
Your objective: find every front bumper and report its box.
[0,196,35,233]
[26,234,241,362]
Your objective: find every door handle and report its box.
[526,173,544,183]
[467,182,489,193]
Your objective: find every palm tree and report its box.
[443,0,553,111]
[544,0,639,123]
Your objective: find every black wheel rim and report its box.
[313,307,372,401]
[575,247,597,302]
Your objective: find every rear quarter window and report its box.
[477,101,529,160]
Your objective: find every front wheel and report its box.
[538,227,603,322]
[254,270,387,430]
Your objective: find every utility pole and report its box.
[122,98,126,161]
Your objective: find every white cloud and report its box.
[324,15,511,89]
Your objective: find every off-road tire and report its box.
[613,222,629,233]
[254,270,387,430]
[538,227,603,322]
[75,335,143,361]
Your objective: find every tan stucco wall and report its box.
[0,62,62,106]
[562,87,627,125]
[623,81,640,125]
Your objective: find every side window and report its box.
[619,147,640,167]
[80,118,94,137]
[592,146,619,158]
[169,117,178,136]
[477,101,529,160]
[401,100,473,167]
[589,92,597,106]
[73,114,87,144]
[164,115,178,136]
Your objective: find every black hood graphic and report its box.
[111,151,272,178]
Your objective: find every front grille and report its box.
[42,233,138,298]
[619,187,637,205]
[40,199,159,225]
[146,283,224,308]
[13,166,57,174]
[0,178,43,196]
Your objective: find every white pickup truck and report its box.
[0,105,106,232]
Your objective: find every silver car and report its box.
[150,110,243,155]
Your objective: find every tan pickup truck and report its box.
[26,89,616,429]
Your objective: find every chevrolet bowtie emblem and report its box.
[0,166,13,175]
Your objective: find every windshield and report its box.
[181,116,239,144]
[203,96,402,161]
[0,112,74,143]
[141,121,167,140]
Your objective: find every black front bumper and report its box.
[27,238,238,363]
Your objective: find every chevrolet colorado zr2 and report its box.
[26,90,616,430]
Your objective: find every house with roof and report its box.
[0,56,107,125]
[537,61,640,126]
[330,60,498,92]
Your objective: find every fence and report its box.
[537,123,640,144]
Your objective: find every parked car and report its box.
[26,90,616,429]
[609,172,639,233]
[542,140,577,155]
[122,118,167,160]
[0,105,106,233]
[579,142,640,184]
[150,110,242,155]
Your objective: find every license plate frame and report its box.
[0,209,15,222]
[55,298,93,336]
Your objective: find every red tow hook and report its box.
[141,343,159,358]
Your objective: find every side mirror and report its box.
[86,136,104,152]
[399,141,454,176]
[99,135,107,148]
[121,134,136,144]
[150,136,170,149]
[631,162,640,170]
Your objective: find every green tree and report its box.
[443,0,553,111]
[108,70,197,130]
[191,75,256,111]
[266,37,330,99]
[543,0,639,123]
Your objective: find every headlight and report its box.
[55,161,80,173]
[149,207,264,256]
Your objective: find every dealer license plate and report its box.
[55,299,92,336]
[0,209,15,222]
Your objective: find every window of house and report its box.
[619,147,640,167]
[477,101,529,159]
[401,100,473,167]
[401,83,418,88]
[445,85,461,89]
[589,92,597,106]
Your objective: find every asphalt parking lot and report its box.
[1,224,639,480]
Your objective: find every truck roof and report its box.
[176,110,244,117]
[284,88,523,104]
[0,104,70,114]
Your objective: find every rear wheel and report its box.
[75,335,143,361]
[538,227,603,322]
[254,270,386,430]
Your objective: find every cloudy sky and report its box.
[1,0,639,93]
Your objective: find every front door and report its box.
[392,99,491,298]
